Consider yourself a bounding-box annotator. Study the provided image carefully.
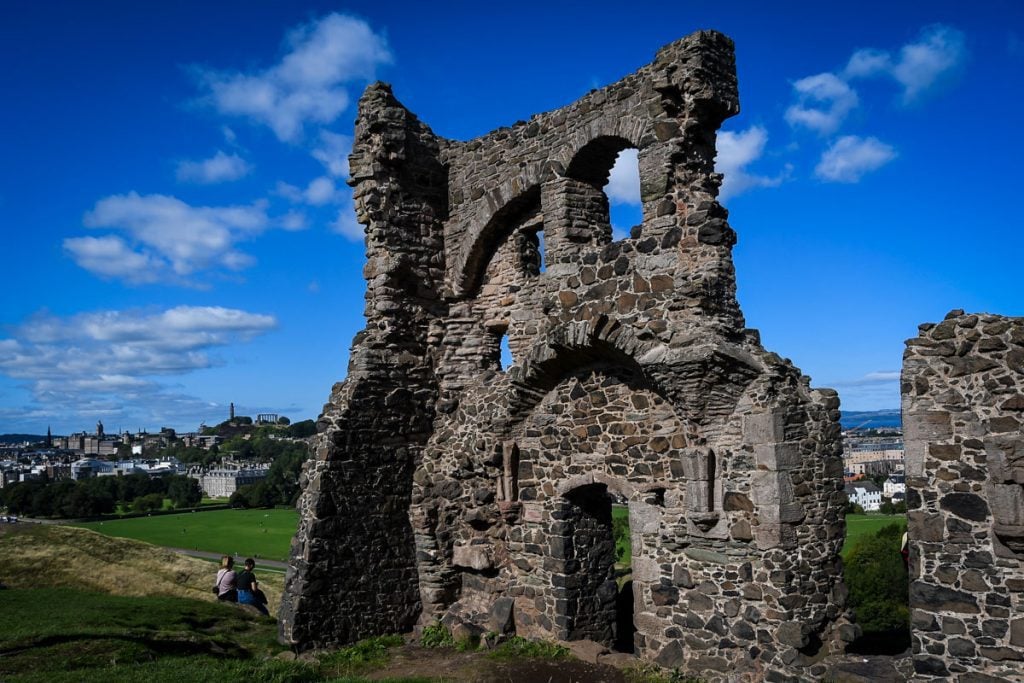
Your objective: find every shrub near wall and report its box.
[844,523,909,654]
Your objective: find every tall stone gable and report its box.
[280,30,850,679]
[903,311,1024,680]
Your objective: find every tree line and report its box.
[1,472,201,518]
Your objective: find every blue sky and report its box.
[1,1,1021,434]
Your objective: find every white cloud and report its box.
[891,25,966,102]
[0,306,277,428]
[851,370,901,385]
[66,192,271,284]
[843,49,892,79]
[784,73,859,135]
[305,176,339,205]
[62,235,161,284]
[280,210,307,231]
[605,149,640,205]
[332,202,364,241]
[0,307,278,431]
[312,131,352,177]
[176,150,252,183]
[815,135,897,183]
[828,370,902,410]
[196,13,391,141]
[275,177,342,207]
[844,25,967,103]
[715,126,790,201]
[274,181,304,203]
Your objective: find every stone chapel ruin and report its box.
[280,31,855,679]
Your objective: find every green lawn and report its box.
[0,588,293,683]
[843,513,906,557]
[72,507,299,562]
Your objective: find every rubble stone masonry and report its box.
[280,31,852,681]
[903,311,1024,680]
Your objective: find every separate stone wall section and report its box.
[903,310,1024,679]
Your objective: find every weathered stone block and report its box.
[939,492,990,522]
[754,442,803,471]
[909,581,980,614]
[452,544,494,571]
[742,412,785,445]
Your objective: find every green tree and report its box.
[229,485,253,508]
[132,492,164,513]
[167,476,202,508]
[845,523,908,635]
[287,420,317,439]
[2,481,42,515]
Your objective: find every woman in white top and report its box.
[214,555,237,602]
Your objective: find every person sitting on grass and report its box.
[214,555,237,602]
[236,557,269,616]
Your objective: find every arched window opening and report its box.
[461,186,542,297]
[605,149,642,241]
[499,333,513,371]
[562,136,638,246]
[516,214,545,275]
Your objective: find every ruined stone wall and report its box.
[278,84,448,646]
[284,30,850,680]
[903,310,1024,680]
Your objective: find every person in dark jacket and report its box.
[236,557,269,616]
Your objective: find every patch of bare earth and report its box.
[362,644,629,683]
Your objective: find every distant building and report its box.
[845,482,882,512]
[191,463,270,498]
[71,458,115,480]
[884,474,906,500]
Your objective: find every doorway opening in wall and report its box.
[562,484,635,653]
[604,148,641,242]
[842,507,910,656]
[611,503,635,652]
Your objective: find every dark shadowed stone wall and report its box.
[282,30,850,681]
[903,310,1024,680]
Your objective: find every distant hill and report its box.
[0,433,46,445]
[840,409,901,430]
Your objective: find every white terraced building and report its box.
[193,465,270,498]
[845,482,883,512]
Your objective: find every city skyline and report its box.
[2,1,1022,434]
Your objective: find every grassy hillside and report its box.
[0,524,297,682]
[0,524,284,612]
[843,513,906,557]
[0,523,662,683]
[73,507,299,562]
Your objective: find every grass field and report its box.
[73,507,299,562]
[843,513,906,557]
[0,524,642,683]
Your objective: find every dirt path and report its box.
[164,546,288,570]
[359,645,630,683]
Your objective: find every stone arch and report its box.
[509,367,691,651]
[555,115,655,179]
[452,183,542,297]
[564,135,637,189]
[506,317,666,421]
